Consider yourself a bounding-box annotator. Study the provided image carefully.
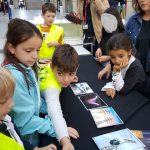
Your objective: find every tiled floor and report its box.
[0,9,91,64]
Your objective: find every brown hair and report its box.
[52,44,79,72]
[0,67,15,101]
[107,33,132,53]
[3,18,42,89]
[132,0,145,14]
[42,3,56,14]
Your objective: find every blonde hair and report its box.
[0,67,15,101]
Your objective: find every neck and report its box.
[143,11,150,20]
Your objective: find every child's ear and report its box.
[7,43,15,54]
[129,49,132,56]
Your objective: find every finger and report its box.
[111,90,116,99]
[70,129,79,139]
[98,73,102,80]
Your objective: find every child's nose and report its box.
[32,52,38,59]
[115,58,120,64]
[63,76,69,82]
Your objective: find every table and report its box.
[60,55,150,150]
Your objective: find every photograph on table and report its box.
[93,128,145,150]
[77,93,107,110]
[90,107,123,128]
[70,82,94,95]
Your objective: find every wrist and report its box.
[112,70,120,76]
[60,137,71,146]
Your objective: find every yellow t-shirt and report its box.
[39,64,61,91]
[0,133,25,150]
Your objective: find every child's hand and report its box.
[47,42,59,48]
[105,88,116,99]
[68,127,79,139]
[35,144,57,150]
[98,64,111,80]
[113,59,128,72]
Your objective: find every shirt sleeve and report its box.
[44,88,69,142]
[112,71,124,91]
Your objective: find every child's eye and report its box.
[111,56,115,59]
[25,49,32,53]
[70,72,75,76]
[57,72,63,76]
[119,55,124,58]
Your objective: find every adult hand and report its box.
[106,88,116,99]
[95,48,102,58]
[68,127,79,139]
[98,63,111,80]
[34,144,57,150]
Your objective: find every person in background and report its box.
[125,0,150,76]
[39,44,79,150]
[77,0,109,57]
[101,33,150,99]
[95,7,124,80]
[2,18,57,147]
[37,3,64,62]
[0,67,56,150]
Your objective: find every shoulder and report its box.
[4,64,23,77]
[52,24,64,31]
[4,64,27,85]
[126,13,141,24]
[129,59,144,73]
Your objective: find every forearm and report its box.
[44,88,69,141]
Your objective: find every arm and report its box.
[44,88,69,141]
[44,88,78,150]
[9,69,55,137]
[98,63,111,80]
[58,28,64,44]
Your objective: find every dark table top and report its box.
[60,55,150,150]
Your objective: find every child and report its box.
[0,67,56,150]
[39,44,79,150]
[101,33,150,99]
[95,7,124,80]
[2,18,57,147]
[37,3,64,60]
